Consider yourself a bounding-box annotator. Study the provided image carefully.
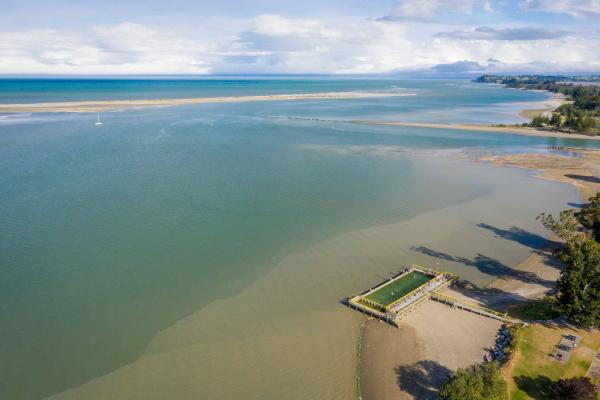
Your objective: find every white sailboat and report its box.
[95,114,103,126]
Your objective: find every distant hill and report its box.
[475,75,600,85]
[475,75,600,135]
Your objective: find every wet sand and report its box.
[360,301,501,400]
[482,149,600,201]
[0,92,411,113]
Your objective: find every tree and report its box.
[556,239,600,328]
[577,193,600,241]
[531,115,549,127]
[439,362,507,400]
[555,377,597,400]
[540,193,600,243]
[479,362,508,400]
[539,193,600,328]
[550,113,562,127]
[576,115,596,133]
[537,209,588,247]
[439,367,483,400]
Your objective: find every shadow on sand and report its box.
[476,223,556,249]
[564,174,600,184]
[410,245,555,288]
[450,284,535,310]
[395,360,452,400]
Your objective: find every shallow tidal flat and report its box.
[46,153,576,400]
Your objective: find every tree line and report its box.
[475,75,600,134]
[539,192,600,328]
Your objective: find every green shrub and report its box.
[439,362,507,400]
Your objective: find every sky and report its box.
[1,0,599,75]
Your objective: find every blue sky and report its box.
[1,0,599,75]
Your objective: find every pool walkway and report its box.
[430,292,514,323]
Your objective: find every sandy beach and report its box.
[0,92,411,113]
[481,148,600,304]
[348,120,600,140]
[360,301,502,400]
[467,147,600,305]
[287,115,600,140]
[360,148,600,400]
[361,148,600,399]
[482,149,600,201]
[517,92,568,119]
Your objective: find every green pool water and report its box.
[365,271,433,306]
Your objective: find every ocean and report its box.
[0,78,598,400]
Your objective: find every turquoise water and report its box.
[0,79,598,400]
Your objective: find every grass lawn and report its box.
[364,271,432,306]
[506,322,600,399]
[510,297,562,321]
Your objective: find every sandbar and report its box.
[0,92,412,113]
[349,120,600,140]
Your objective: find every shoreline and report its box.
[0,92,412,113]
[517,92,568,119]
[290,90,596,141]
[359,148,600,400]
[350,120,600,140]
[286,117,600,140]
[480,148,600,202]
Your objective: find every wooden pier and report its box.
[430,292,515,323]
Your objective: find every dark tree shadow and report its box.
[395,360,452,400]
[477,223,554,249]
[564,174,600,184]
[409,246,555,288]
[514,375,555,399]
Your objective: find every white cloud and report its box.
[0,22,213,74]
[520,0,600,17]
[0,15,599,75]
[218,16,417,74]
[437,26,572,40]
[218,14,600,74]
[251,15,341,39]
[380,0,487,21]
